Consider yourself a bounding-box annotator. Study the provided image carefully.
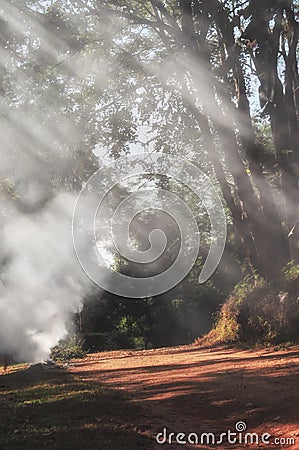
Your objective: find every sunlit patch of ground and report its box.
[69,345,299,449]
[1,363,29,376]
[1,346,298,449]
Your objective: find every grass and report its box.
[0,364,150,450]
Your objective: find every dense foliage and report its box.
[200,263,299,346]
[0,0,298,352]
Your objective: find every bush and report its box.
[82,331,146,352]
[198,264,299,346]
[51,335,86,361]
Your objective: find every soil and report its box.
[69,345,299,450]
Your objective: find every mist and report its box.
[0,1,297,361]
[0,191,92,362]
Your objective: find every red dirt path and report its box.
[69,345,299,449]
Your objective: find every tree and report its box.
[88,0,298,277]
[240,0,299,260]
[1,0,298,285]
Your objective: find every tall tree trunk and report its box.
[249,2,299,261]
[211,0,290,266]
[180,0,289,276]
[187,101,260,272]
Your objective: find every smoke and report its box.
[0,0,290,361]
[0,1,229,360]
[0,2,100,362]
[0,192,92,363]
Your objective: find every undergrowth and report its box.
[198,263,299,346]
[51,335,86,361]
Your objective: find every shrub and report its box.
[199,264,299,346]
[51,335,86,361]
[81,331,146,352]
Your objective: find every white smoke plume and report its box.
[0,1,232,362]
[0,192,91,363]
[0,0,288,362]
[0,2,103,362]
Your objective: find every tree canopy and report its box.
[0,0,298,356]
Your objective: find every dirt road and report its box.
[69,345,299,449]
